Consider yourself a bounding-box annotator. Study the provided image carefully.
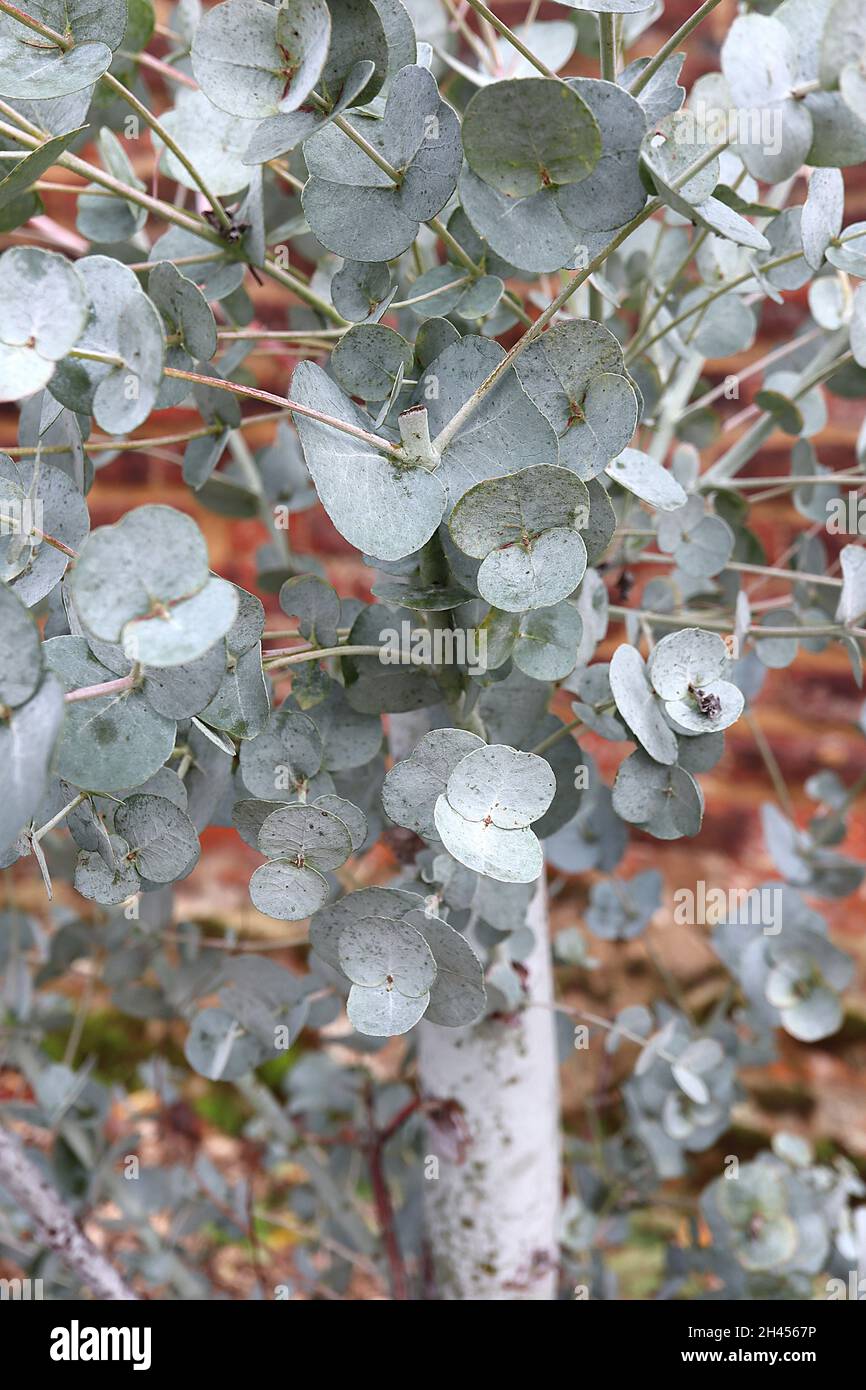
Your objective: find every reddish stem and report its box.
[64,673,137,703]
[365,1089,410,1300]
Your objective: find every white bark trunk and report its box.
[0,1124,138,1300]
[418,872,561,1300]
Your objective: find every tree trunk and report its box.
[388,710,562,1300]
[418,871,561,1300]
[0,1124,138,1300]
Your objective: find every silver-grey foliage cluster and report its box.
[0,0,865,1299]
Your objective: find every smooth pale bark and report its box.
[0,1124,138,1300]
[389,709,562,1299]
[418,871,561,1299]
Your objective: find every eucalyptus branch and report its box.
[432,140,730,455]
[627,0,723,97]
[216,329,345,342]
[462,0,555,77]
[598,12,618,81]
[67,353,404,458]
[227,428,291,563]
[745,710,795,819]
[264,644,391,670]
[0,1125,138,1300]
[33,791,87,842]
[702,344,853,485]
[717,473,866,491]
[1,408,291,457]
[632,226,711,346]
[0,0,233,230]
[0,116,225,242]
[529,715,583,757]
[628,227,866,361]
[64,674,138,703]
[613,548,844,589]
[0,508,78,556]
[680,329,824,420]
[431,205,658,454]
[0,117,344,325]
[607,601,858,641]
[392,275,471,308]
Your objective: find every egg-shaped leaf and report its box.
[609,642,678,766]
[309,883,424,969]
[71,504,238,667]
[0,456,89,606]
[0,673,64,849]
[612,749,704,838]
[49,255,165,433]
[303,63,461,258]
[192,0,330,119]
[607,447,688,511]
[559,77,647,232]
[148,261,218,363]
[0,580,42,708]
[513,602,582,681]
[44,636,176,793]
[257,801,353,869]
[445,743,555,829]
[185,1007,265,1080]
[406,909,486,1027]
[331,323,413,401]
[339,915,436,995]
[462,77,600,198]
[249,857,331,919]
[648,628,730,701]
[433,794,543,882]
[382,726,484,839]
[114,793,200,883]
[239,708,326,800]
[0,35,112,100]
[347,981,428,1036]
[0,247,88,401]
[291,361,447,561]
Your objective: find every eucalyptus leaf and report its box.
[44,636,176,793]
[0,673,64,849]
[249,857,331,919]
[114,793,199,882]
[49,255,165,433]
[0,580,42,707]
[257,801,353,868]
[462,77,600,198]
[303,63,460,259]
[0,455,90,606]
[382,727,484,839]
[612,750,704,839]
[0,247,88,401]
[191,0,331,119]
[450,464,589,611]
[71,505,238,666]
[291,360,446,560]
[607,448,687,511]
[515,319,637,477]
[0,34,111,101]
[433,795,543,883]
[444,743,555,829]
[609,642,678,766]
